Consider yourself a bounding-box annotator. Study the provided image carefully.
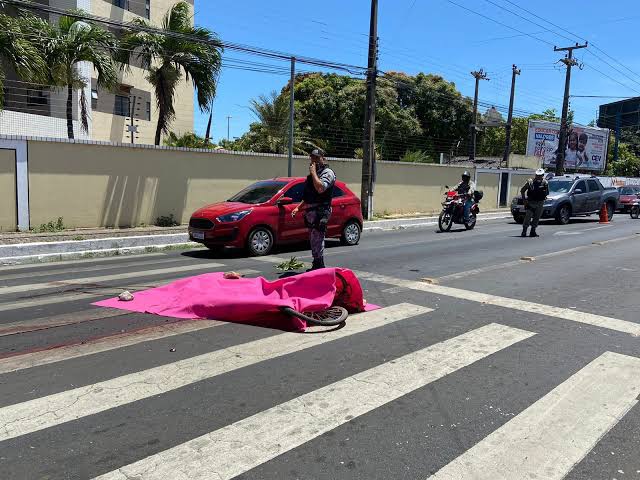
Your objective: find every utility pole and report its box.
[502,65,521,168]
[126,95,138,144]
[469,69,489,161]
[360,0,378,220]
[554,42,588,175]
[226,116,232,142]
[288,56,296,177]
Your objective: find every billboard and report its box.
[526,120,609,172]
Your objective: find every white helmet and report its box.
[535,168,545,176]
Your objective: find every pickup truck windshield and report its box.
[549,181,574,193]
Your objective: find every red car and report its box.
[188,178,363,256]
[617,186,640,213]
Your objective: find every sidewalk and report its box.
[0,210,511,265]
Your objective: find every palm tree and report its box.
[118,2,223,145]
[32,12,117,139]
[249,91,291,154]
[0,13,47,108]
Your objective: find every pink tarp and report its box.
[93,268,375,331]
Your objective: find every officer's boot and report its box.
[318,257,325,269]
[521,226,527,237]
[308,259,322,271]
[529,228,539,237]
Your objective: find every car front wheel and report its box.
[247,227,274,256]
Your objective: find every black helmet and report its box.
[462,171,471,181]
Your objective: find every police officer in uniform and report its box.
[292,149,336,270]
[520,168,549,237]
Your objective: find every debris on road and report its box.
[118,291,134,302]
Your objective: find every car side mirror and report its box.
[573,189,582,195]
[277,197,294,205]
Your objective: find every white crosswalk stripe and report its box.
[93,323,534,480]
[0,263,225,297]
[0,303,430,442]
[429,351,640,479]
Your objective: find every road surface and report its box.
[1,216,639,479]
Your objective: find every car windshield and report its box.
[228,181,288,205]
[619,187,639,195]
[548,181,574,193]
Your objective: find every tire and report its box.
[341,220,361,246]
[606,202,615,221]
[555,204,571,225]
[464,212,477,230]
[280,306,348,327]
[438,211,453,232]
[513,215,524,224]
[246,227,274,256]
[631,205,640,219]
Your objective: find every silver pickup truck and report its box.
[511,175,620,225]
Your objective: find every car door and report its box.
[277,182,306,242]
[327,186,348,237]
[586,179,602,212]
[572,180,589,213]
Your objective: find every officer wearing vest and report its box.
[520,168,549,237]
[291,149,336,270]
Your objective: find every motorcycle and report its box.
[630,198,640,219]
[438,188,483,232]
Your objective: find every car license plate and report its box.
[192,231,205,240]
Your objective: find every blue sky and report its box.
[193,0,640,144]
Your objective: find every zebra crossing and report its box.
[0,253,639,479]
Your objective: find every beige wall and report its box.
[476,172,500,210]
[25,141,506,229]
[510,174,532,201]
[0,149,16,231]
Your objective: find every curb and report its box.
[0,212,512,266]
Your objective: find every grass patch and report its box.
[34,217,65,233]
[155,214,180,227]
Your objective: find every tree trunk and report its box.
[66,84,74,139]
[154,120,162,146]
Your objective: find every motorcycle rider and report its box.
[520,168,549,237]
[453,171,476,222]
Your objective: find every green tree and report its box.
[0,13,47,108]
[164,131,213,148]
[118,2,223,145]
[33,12,117,139]
[606,142,640,176]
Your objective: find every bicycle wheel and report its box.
[280,306,348,326]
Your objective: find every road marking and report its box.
[356,271,640,336]
[0,263,225,297]
[0,320,224,374]
[0,268,259,313]
[94,323,534,480]
[0,252,169,272]
[0,256,187,281]
[437,260,524,282]
[0,308,128,337]
[0,303,431,442]
[429,351,640,480]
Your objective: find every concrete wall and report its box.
[0,149,16,231]
[509,173,531,201]
[23,140,505,229]
[477,172,500,210]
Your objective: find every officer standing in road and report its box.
[292,149,336,270]
[520,168,549,237]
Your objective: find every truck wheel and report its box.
[555,204,571,225]
[606,202,615,221]
[631,205,640,219]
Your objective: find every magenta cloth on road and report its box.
[93,268,375,331]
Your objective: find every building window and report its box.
[112,0,129,10]
[145,0,150,19]
[27,89,48,106]
[114,95,130,117]
[146,101,151,121]
[91,89,98,110]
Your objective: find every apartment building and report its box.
[0,0,195,145]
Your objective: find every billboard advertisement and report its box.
[526,120,609,172]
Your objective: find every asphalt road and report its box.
[1,214,639,480]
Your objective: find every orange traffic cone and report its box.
[599,204,609,224]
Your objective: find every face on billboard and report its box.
[527,121,609,172]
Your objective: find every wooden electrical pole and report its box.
[469,68,489,161]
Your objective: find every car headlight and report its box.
[217,210,251,223]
